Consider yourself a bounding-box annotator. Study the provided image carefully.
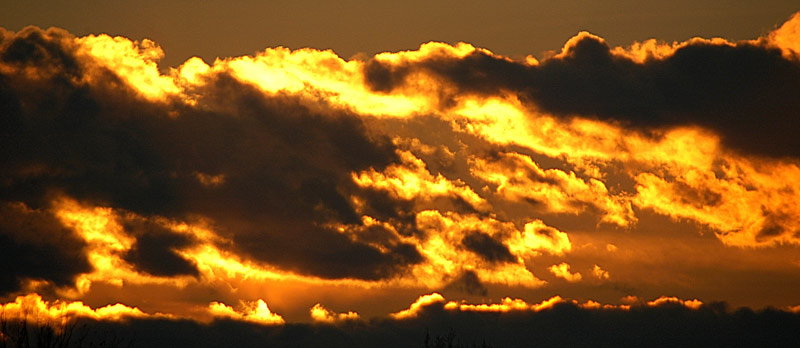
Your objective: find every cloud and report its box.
[2,23,572,308]
[0,293,152,323]
[207,299,285,325]
[633,159,800,247]
[52,198,198,293]
[362,15,800,159]
[353,149,490,214]
[768,11,800,59]
[548,263,582,282]
[391,293,446,319]
[470,151,635,227]
[444,295,567,313]
[443,270,489,296]
[591,265,610,280]
[0,25,432,289]
[354,16,800,248]
[3,11,800,333]
[461,232,516,264]
[3,292,800,348]
[409,210,569,288]
[121,216,199,278]
[647,296,703,310]
[309,303,359,323]
[0,202,92,294]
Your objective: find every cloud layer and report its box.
[2,11,800,333]
[3,293,799,348]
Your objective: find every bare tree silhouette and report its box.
[0,308,132,348]
[422,328,493,348]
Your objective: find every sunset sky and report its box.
[2,3,800,347]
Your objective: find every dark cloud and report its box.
[0,26,424,287]
[444,270,488,296]
[9,300,798,348]
[122,218,199,278]
[673,181,723,209]
[364,33,800,158]
[0,27,81,79]
[461,231,516,264]
[0,202,92,294]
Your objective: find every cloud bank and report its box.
[3,293,799,348]
[2,11,800,341]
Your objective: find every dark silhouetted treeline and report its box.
[0,314,131,348]
[4,301,795,348]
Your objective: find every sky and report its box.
[2,2,800,347]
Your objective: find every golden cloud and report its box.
[207,299,284,325]
[310,303,360,323]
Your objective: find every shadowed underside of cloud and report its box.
[3,292,800,348]
[7,300,796,348]
[0,26,422,288]
[0,203,92,293]
[364,22,800,159]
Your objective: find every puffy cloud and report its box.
[362,20,800,159]
[470,151,635,227]
[53,198,198,294]
[74,33,181,101]
[548,263,582,282]
[4,293,798,348]
[768,12,800,59]
[121,216,199,278]
[391,293,446,319]
[310,303,359,323]
[0,202,92,294]
[3,11,800,332]
[397,293,706,317]
[633,158,800,247]
[505,221,572,257]
[0,293,152,323]
[355,21,800,248]
[647,296,703,310]
[195,44,441,118]
[410,210,571,288]
[591,265,610,280]
[445,296,567,313]
[0,24,429,288]
[207,299,284,325]
[353,149,490,213]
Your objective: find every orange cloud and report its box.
[591,265,610,280]
[634,157,800,247]
[391,293,446,319]
[470,151,635,227]
[310,303,359,323]
[353,149,490,212]
[414,293,640,314]
[75,34,181,102]
[768,12,800,59]
[647,296,703,310]
[53,197,195,294]
[411,210,572,288]
[548,263,582,282]
[0,294,153,324]
[207,299,284,325]
[444,296,569,313]
[3,11,800,327]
